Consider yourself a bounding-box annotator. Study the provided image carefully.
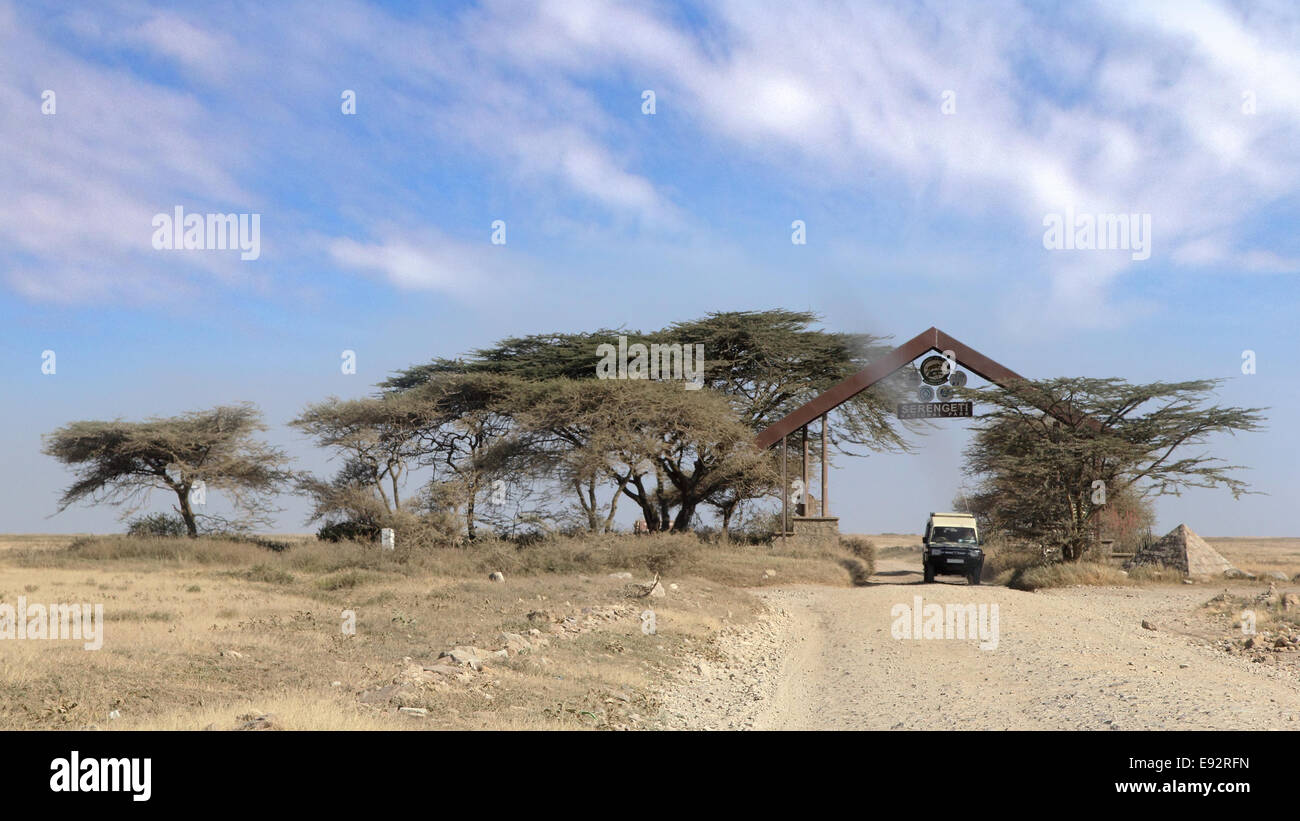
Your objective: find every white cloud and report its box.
[3,0,1297,315]
[129,13,235,80]
[326,231,516,296]
[457,0,1300,324]
[0,1,259,302]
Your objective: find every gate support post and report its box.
[801,425,809,516]
[780,434,788,537]
[821,413,829,516]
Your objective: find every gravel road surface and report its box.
[656,555,1300,730]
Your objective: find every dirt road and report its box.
[656,554,1300,730]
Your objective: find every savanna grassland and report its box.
[0,532,868,731]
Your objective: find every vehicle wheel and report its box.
[969,572,981,585]
[923,562,934,583]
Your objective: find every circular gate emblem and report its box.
[920,355,951,386]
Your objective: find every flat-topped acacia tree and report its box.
[961,377,1266,561]
[496,377,772,533]
[292,375,522,541]
[382,310,915,532]
[381,310,913,453]
[42,403,293,537]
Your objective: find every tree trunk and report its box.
[375,471,392,514]
[602,485,622,534]
[672,501,697,532]
[719,500,737,540]
[465,482,477,541]
[1062,536,1087,562]
[621,476,661,531]
[655,478,672,532]
[584,478,600,533]
[175,487,198,537]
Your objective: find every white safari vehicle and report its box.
[922,512,984,585]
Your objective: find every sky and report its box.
[2,0,1297,537]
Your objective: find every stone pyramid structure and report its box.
[1129,524,1236,576]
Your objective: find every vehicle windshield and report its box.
[931,526,977,544]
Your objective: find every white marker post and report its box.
[381,528,395,551]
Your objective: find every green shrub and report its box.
[317,520,381,543]
[126,513,188,538]
[730,512,784,545]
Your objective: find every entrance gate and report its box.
[754,326,1080,536]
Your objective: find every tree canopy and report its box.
[499,377,771,533]
[383,310,912,450]
[377,310,915,533]
[960,377,1265,561]
[43,403,293,537]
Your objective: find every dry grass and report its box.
[837,535,876,584]
[0,531,860,731]
[0,534,95,552]
[868,532,922,558]
[972,535,1300,589]
[1122,564,1190,584]
[1002,561,1133,591]
[8,528,1287,729]
[980,539,1043,580]
[1205,538,1300,579]
[7,532,857,587]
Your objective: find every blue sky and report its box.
[2,0,1297,536]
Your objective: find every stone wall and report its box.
[790,516,839,541]
[1128,538,1188,573]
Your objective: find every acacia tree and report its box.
[485,381,632,534]
[502,378,771,532]
[404,373,521,540]
[384,311,913,448]
[377,329,635,389]
[1094,484,1158,555]
[382,310,913,532]
[43,403,293,537]
[664,310,912,444]
[289,394,426,529]
[666,311,917,526]
[960,479,1156,559]
[706,454,783,535]
[961,377,1265,561]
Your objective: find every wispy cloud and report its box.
[326,229,518,296]
[1,0,1297,321]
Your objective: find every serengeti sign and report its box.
[897,401,973,420]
